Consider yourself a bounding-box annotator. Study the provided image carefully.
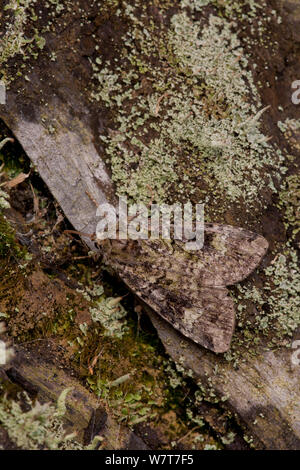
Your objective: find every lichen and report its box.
[90,295,129,339]
[0,189,10,211]
[181,0,213,9]
[0,0,47,83]
[90,1,285,206]
[0,212,24,259]
[0,388,95,450]
[279,174,300,237]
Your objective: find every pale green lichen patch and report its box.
[0,0,47,83]
[89,0,285,206]
[235,245,300,347]
[279,174,300,237]
[277,118,300,134]
[0,0,78,84]
[90,296,129,338]
[0,388,100,449]
[0,189,10,210]
[1,0,293,448]
[76,284,129,338]
[0,0,36,66]
[263,248,300,337]
[277,118,300,154]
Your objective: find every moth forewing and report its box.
[102,224,268,353]
[202,224,269,286]
[121,274,236,354]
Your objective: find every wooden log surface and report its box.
[148,309,300,450]
[1,345,149,450]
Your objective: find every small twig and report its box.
[155,92,169,116]
[176,425,202,445]
[30,182,40,219]
[64,229,96,241]
[86,190,98,207]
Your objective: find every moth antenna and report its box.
[64,229,97,241]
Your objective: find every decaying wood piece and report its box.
[147,309,300,450]
[1,346,148,450]
[103,226,268,353]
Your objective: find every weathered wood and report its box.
[148,309,300,450]
[1,72,115,248]
[1,346,148,450]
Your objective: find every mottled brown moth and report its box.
[68,223,268,353]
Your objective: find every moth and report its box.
[1,25,268,354]
[68,223,268,353]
